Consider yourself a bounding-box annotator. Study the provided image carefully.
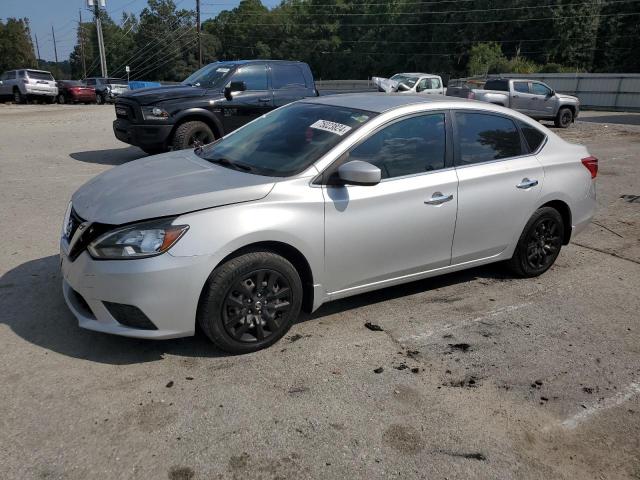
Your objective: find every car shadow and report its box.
[1,254,511,365]
[578,114,640,126]
[69,146,147,166]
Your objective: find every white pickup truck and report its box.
[372,73,445,95]
[446,77,580,128]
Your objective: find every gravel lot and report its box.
[0,105,639,480]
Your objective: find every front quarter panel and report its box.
[169,175,326,296]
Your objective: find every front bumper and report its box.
[113,118,173,150]
[60,243,214,339]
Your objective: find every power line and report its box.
[131,37,198,79]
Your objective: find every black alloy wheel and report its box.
[197,251,303,353]
[525,217,561,271]
[222,269,292,343]
[508,207,564,277]
[555,108,573,128]
[188,128,214,147]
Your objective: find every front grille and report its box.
[65,208,83,242]
[103,302,158,330]
[68,222,113,261]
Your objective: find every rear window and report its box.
[271,64,307,89]
[484,79,509,92]
[106,78,127,85]
[26,70,54,81]
[455,112,524,165]
[519,121,546,152]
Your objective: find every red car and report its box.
[56,80,96,104]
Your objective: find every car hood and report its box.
[120,85,215,105]
[71,150,276,225]
[556,93,579,103]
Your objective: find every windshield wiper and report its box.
[207,157,255,173]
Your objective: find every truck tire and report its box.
[171,121,215,150]
[13,88,25,104]
[554,107,573,128]
[96,93,105,105]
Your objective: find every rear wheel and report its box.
[197,251,303,354]
[13,88,24,104]
[96,93,105,105]
[554,107,573,128]
[57,94,66,104]
[507,207,564,277]
[172,120,215,150]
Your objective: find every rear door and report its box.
[451,110,544,264]
[219,63,273,133]
[270,63,312,107]
[0,71,12,95]
[511,81,532,113]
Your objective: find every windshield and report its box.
[199,102,377,177]
[182,63,234,88]
[391,74,419,88]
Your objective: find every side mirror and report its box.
[547,89,555,97]
[397,82,411,92]
[337,160,381,186]
[224,81,246,100]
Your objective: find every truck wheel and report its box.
[96,93,105,105]
[172,121,215,150]
[554,108,573,128]
[13,88,24,104]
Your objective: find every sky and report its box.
[1,0,280,62]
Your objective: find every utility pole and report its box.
[79,9,87,79]
[51,25,59,64]
[90,0,108,77]
[34,33,41,68]
[196,0,202,68]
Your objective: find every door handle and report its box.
[258,97,271,102]
[424,192,454,205]
[516,178,539,189]
[513,95,519,98]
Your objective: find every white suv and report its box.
[0,69,58,103]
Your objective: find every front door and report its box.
[530,82,559,118]
[511,81,533,113]
[218,63,273,133]
[323,112,458,295]
[451,111,544,264]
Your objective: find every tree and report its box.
[0,18,37,72]
[467,42,507,76]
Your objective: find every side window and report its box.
[455,112,524,165]
[484,80,509,92]
[519,121,546,152]
[513,82,529,93]
[231,64,267,90]
[86,78,95,86]
[271,64,307,89]
[431,78,441,89]
[531,83,551,96]
[0,72,6,80]
[18,70,26,78]
[349,113,446,179]
[416,78,428,92]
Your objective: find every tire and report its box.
[171,120,215,150]
[554,107,573,128]
[45,96,55,104]
[507,207,564,278]
[197,251,303,354]
[57,94,65,104]
[96,93,105,105]
[13,88,24,104]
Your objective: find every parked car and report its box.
[373,73,444,95]
[444,77,486,97]
[61,93,597,353]
[447,77,580,128]
[56,80,96,104]
[0,69,57,103]
[85,77,129,104]
[112,60,318,154]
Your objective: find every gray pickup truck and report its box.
[447,78,580,128]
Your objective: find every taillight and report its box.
[467,91,475,99]
[581,156,598,179]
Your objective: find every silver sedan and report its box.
[60,94,597,353]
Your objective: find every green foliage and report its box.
[0,18,37,72]
[468,42,506,76]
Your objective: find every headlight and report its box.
[142,106,170,120]
[87,218,188,259]
[61,201,73,239]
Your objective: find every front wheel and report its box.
[172,121,215,150]
[197,252,303,354]
[507,207,564,277]
[554,107,573,128]
[13,89,24,104]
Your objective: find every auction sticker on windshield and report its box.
[310,119,352,136]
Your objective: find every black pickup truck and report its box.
[113,60,318,154]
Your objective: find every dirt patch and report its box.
[168,466,195,480]
[382,424,424,454]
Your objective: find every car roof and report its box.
[303,92,469,113]
[394,72,439,78]
[210,60,306,66]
